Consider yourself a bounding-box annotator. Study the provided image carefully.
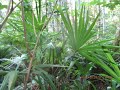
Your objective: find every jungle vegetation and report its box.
[0,0,120,90]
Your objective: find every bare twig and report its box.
[0,0,22,32]
[21,0,32,58]
[23,0,58,90]
[6,0,12,15]
[21,1,34,89]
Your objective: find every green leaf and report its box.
[104,49,120,76]
[34,64,67,69]
[80,52,120,83]
[0,71,18,90]
[0,73,9,90]
[33,68,56,90]
[8,71,18,90]
[68,61,76,70]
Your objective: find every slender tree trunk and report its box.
[102,6,105,35]
[78,0,81,9]
[97,5,101,39]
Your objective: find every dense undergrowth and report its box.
[0,0,120,90]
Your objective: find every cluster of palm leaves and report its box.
[0,0,120,90]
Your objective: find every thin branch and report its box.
[6,0,12,15]
[21,0,34,89]
[0,0,22,32]
[21,1,32,57]
[11,0,14,11]
[23,0,58,89]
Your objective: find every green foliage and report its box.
[58,5,100,51]
[0,2,7,9]
[104,0,120,10]
[0,46,12,58]
[33,69,56,90]
[0,71,18,90]
[1,0,120,89]
[59,4,120,84]
[90,0,120,10]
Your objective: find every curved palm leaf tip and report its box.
[59,5,120,83]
